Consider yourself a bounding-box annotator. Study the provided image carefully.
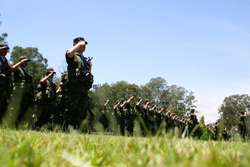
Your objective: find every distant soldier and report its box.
[64,37,93,130]
[121,96,136,136]
[239,111,247,139]
[0,42,33,124]
[188,109,200,137]
[118,100,126,135]
[34,68,57,129]
[189,109,198,127]
[12,56,34,128]
[99,100,111,132]
[113,100,122,134]
[214,121,219,140]
[222,127,230,141]
[125,96,136,136]
[56,72,69,126]
[0,42,11,123]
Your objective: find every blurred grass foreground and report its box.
[0,128,250,167]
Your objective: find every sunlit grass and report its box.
[0,129,250,167]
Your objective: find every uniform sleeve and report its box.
[65,52,74,64]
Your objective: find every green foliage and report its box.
[219,94,250,130]
[10,46,48,84]
[1,129,250,167]
[0,33,8,43]
[91,77,196,116]
[0,15,8,43]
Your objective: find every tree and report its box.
[91,81,141,107]
[90,77,196,116]
[0,14,8,43]
[219,94,250,130]
[142,77,167,102]
[160,85,196,115]
[11,46,48,84]
[0,33,8,43]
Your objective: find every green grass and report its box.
[0,129,250,167]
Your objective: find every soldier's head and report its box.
[73,37,88,53]
[190,109,196,114]
[46,68,55,75]
[0,42,10,56]
[18,56,30,67]
[46,68,55,79]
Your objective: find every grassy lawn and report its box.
[0,129,250,167]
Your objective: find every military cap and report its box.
[73,37,88,45]
[46,68,55,75]
[190,109,196,113]
[18,56,31,62]
[0,42,9,50]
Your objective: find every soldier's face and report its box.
[73,41,86,53]
[22,62,28,68]
[79,44,86,53]
[0,48,9,56]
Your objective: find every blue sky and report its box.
[1,0,250,123]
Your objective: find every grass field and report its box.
[0,129,250,167]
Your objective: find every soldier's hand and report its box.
[20,58,30,64]
[78,41,87,46]
[0,74,6,78]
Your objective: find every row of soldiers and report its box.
[102,95,250,140]
[0,37,94,131]
[0,50,63,129]
[0,38,246,139]
[97,96,238,140]
[98,96,205,138]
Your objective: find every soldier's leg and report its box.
[127,119,134,136]
[120,118,125,136]
[0,92,8,124]
[15,95,31,128]
[35,104,51,129]
[63,91,87,131]
[243,125,247,139]
[85,96,95,132]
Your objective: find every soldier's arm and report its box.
[56,83,62,94]
[0,63,6,78]
[66,41,86,58]
[11,58,29,71]
[104,100,110,107]
[120,100,127,108]
[40,71,56,83]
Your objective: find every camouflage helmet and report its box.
[73,37,88,45]
[0,42,9,50]
[46,68,55,75]
[18,56,31,62]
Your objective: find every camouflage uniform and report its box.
[125,104,136,136]
[0,43,12,123]
[99,108,110,132]
[64,51,93,130]
[239,111,247,139]
[35,74,57,129]
[12,62,34,127]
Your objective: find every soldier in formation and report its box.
[34,68,57,129]
[12,56,34,128]
[0,38,94,131]
[0,40,237,140]
[239,111,247,139]
[0,42,33,126]
[63,37,93,131]
[99,96,201,137]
